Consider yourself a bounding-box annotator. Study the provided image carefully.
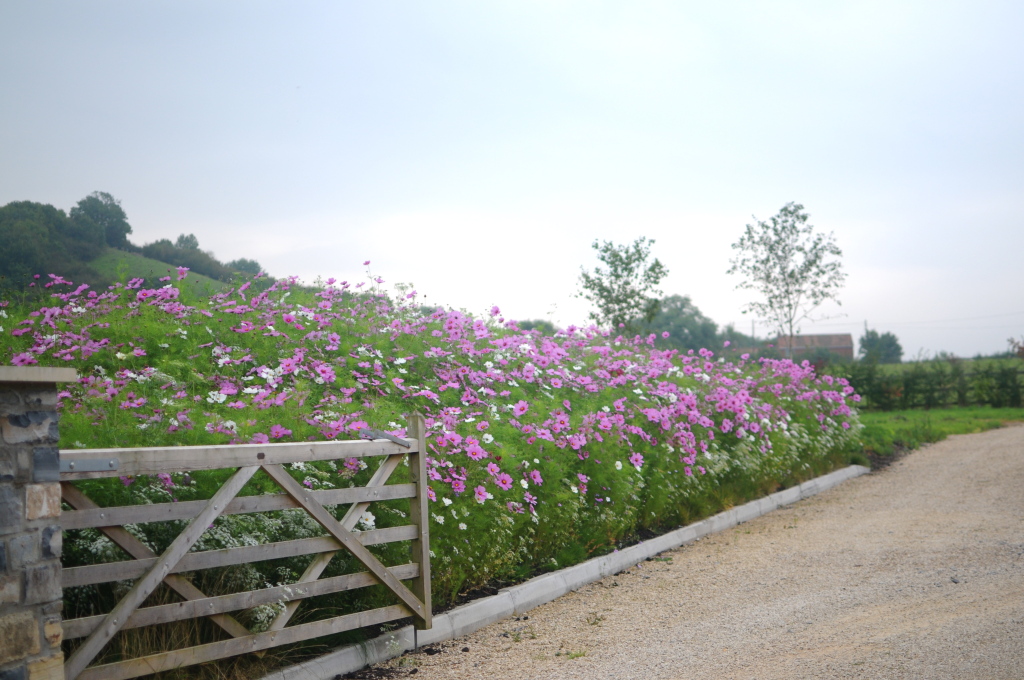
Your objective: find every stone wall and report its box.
[0,367,77,680]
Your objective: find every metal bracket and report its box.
[357,428,411,448]
[61,458,120,473]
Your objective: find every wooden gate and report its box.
[58,415,431,680]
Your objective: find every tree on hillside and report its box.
[0,201,103,289]
[518,319,558,335]
[637,294,719,351]
[228,258,263,275]
[727,202,845,357]
[859,327,903,364]
[578,237,668,332]
[70,192,133,249]
[176,233,200,250]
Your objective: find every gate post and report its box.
[0,367,77,680]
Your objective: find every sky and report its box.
[2,1,1022,358]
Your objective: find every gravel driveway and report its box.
[366,424,1024,679]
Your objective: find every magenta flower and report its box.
[474,485,492,503]
[465,444,487,461]
[452,480,466,495]
[270,424,292,439]
[250,433,270,444]
[11,352,37,366]
[495,473,513,490]
[427,487,436,501]
[528,469,543,485]
[629,452,644,469]
[176,266,190,280]
[486,462,501,476]
[513,400,529,417]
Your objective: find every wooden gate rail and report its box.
[59,414,431,680]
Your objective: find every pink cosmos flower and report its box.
[529,469,543,485]
[486,462,501,476]
[474,485,492,503]
[251,433,270,444]
[270,424,292,439]
[513,400,529,417]
[427,487,436,501]
[629,452,644,469]
[495,473,513,490]
[12,353,37,366]
[176,266,190,280]
[465,444,487,461]
[451,480,466,495]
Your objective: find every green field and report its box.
[855,406,1024,463]
[90,249,226,294]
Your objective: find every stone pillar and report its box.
[0,367,77,680]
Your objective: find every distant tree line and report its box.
[0,192,264,291]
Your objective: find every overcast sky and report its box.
[2,2,1022,358]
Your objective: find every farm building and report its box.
[776,333,855,360]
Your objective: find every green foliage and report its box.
[88,250,226,296]
[858,327,903,364]
[838,357,1022,410]
[578,237,668,332]
[637,295,719,351]
[228,257,263,275]
[728,202,846,351]
[140,236,237,281]
[857,407,1024,458]
[518,319,557,335]
[70,191,133,249]
[0,201,104,293]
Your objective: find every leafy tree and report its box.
[578,237,668,332]
[175,233,200,250]
[859,327,903,364]
[0,201,104,288]
[70,192,132,248]
[638,295,719,351]
[727,202,845,356]
[227,258,263,275]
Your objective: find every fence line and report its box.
[59,414,432,680]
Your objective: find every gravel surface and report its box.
[366,425,1024,679]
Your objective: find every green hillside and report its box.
[89,249,226,295]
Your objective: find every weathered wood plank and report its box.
[60,437,417,480]
[62,563,420,640]
[62,525,419,588]
[74,604,413,680]
[64,465,259,680]
[62,483,417,530]
[266,452,407,633]
[261,464,427,621]
[60,483,250,640]
[406,413,433,630]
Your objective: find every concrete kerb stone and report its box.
[257,464,871,680]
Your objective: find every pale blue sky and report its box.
[2,2,1022,357]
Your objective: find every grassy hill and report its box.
[90,249,227,294]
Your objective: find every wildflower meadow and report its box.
[2,265,862,647]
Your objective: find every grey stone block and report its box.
[561,557,602,591]
[507,573,567,614]
[362,627,413,666]
[0,541,6,571]
[0,487,23,535]
[413,613,453,646]
[21,390,57,409]
[735,500,761,524]
[41,526,60,559]
[773,486,801,507]
[23,561,60,605]
[8,534,39,570]
[449,591,514,637]
[31,448,59,483]
[0,664,27,680]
